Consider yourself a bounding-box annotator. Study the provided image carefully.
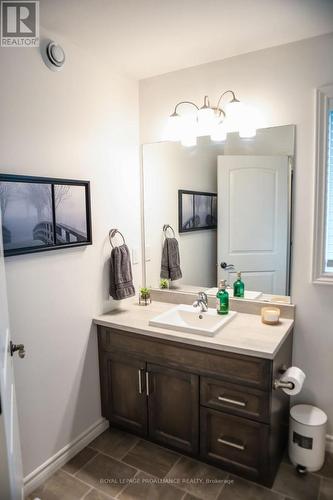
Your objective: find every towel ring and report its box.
[163,224,175,238]
[109,229,125,248]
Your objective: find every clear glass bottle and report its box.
[233,271,245,298]
[216,280,229,315]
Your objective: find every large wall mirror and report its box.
[142,125,295,302]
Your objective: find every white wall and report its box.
[140,33,333,435]
[143,137,222,288]
[0,29,140,475]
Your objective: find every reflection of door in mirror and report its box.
[218,155,290,295]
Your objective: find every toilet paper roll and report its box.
[281,366,306,395]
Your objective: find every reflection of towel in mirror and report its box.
[160,237,182,281]
[110,244,135,300]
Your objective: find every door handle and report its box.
[10,341,25,359]
[138,369,143,394]
[220,262,235,271]
[146,371,150,396]
[217,437,245,451]
[217,396,247,407]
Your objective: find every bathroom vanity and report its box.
[94,299,294,487]
[94,120,297,486]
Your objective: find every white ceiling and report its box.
[41,0,333,79]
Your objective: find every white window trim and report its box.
[312,84,333,284]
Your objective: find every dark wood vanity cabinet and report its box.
[97,325,292,487]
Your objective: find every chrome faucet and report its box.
[193,291,208,313]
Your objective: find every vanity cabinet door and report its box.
[102,352,148,436]
[147,363,199,455]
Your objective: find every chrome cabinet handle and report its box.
[138,369,143,394]
[217,396,246,407]
[146,371,150,396]
[217,437,245,451]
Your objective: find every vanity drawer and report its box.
[200,377,269,422]
[200,407,268,480]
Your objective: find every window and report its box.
[313,85,333,284]
[326,109,333,271]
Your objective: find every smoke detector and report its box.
[44,41,66,71]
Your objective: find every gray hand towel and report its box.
[160,237,182,281]
[109,244,135,300]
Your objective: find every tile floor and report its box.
[27,428,333,500]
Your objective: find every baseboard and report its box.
[326,434,333,453]
[24,417,109,496]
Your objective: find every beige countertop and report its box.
[94,300,293,360]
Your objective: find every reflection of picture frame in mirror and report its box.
[0,174,92,257]
[178,189,217,233]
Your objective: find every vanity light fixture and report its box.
[166,90,256,146]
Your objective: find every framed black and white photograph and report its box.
[178,189,217,233]
[0,174,92,257]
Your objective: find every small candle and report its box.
[261,306,280,325]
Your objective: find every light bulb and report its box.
[197,106,215,136]
[239,125,256,138]
[239,105,257,138]
[179,114,198,147]
[181,135,197,147]
[165,112,183,141]
[224,99,244,132]
[210,122,227,142]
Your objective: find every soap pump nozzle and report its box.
[219,279,227,290]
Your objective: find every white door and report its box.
[0,211,24,499]
[217,155,290,295]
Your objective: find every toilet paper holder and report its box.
[273,379,295,391]
[273,364,295,391]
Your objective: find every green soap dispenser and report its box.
[216,280,229,315]
[233,272,245,298]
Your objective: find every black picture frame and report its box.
[178,189,217,233]
[0,174,92,257]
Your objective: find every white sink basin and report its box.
[204,287,263,300]
[149,304,237,337]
